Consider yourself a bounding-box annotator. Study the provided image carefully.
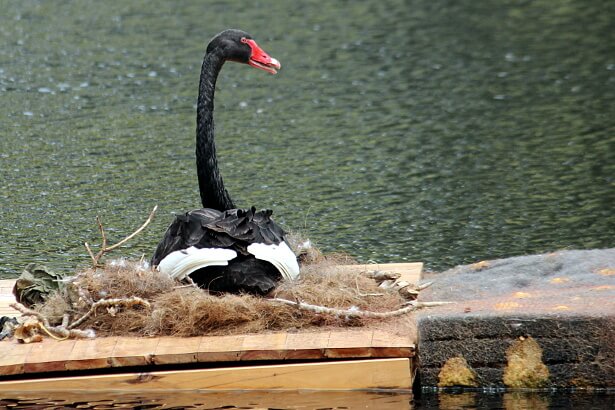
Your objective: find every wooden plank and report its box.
[325,330,373,358]
[153,336,201,365]
[240,332,288,360]
[0,296,17,317]
[371,330,413,348]
[0,341,33,376]
[0,279,17,317]
[65,337,117,371]
[284,331,330,359]
[336,262,423,283]
[0,329,414,376]
[0,358,412,392]
[197,334,245,362]
[371,331,415,357]
[110,336,160,367]
[23,339,75,373]
[0,279,15,293]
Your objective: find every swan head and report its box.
[207,29,281,74]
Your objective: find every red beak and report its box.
[243,38,281,74]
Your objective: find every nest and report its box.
[29,254,415,338]
[10,210,442,341]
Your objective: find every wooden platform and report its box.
[0,263,422,391]
[0,280,15,318]
[0,329,414,376]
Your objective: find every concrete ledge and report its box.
[416,248,615,388]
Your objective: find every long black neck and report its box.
[196,50,236,211]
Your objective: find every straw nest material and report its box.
[8,209,441,342]
[32,253,412,337]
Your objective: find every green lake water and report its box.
[1,1,614,408]
[0,0,613,279]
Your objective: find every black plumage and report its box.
[152,207,285,262]
[151,208,286,294]
[151,30,295,294]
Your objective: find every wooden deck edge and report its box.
[337,263,423,282]
[0,358,412,392]
[0,332,415,377]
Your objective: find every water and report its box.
[1,0,614,278]
[2,391,408,409]
[0,1,614,405]
[1,390,614,409]
[0,0,615,408]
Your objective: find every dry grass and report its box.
[36,254,409,337]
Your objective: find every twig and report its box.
[67,328,96,338]
[417,281,434,291]
[84,242,97,266]
[97,216,107,252]
[174,277,200,289]
[268,298,453,319]
[401,300,452,307]
[42,325,95,340]
[354,276,384,297]
[84,205,158,267]
[10,302,52,328]
[378,279,397,289]
[364,270,401,282]
[68,296,151,329]
[38,323,69,341]
[9,302,95,340]
[76,285,94,306]
[398,287,420,301]
[106,205,158,252]
[185,276,200,288]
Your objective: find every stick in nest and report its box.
[68,296,151,329]
[11,296,150,340]
[10,302,95,340]
[268,298,453,319]
[84,205,158,267]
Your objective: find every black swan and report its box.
[151,29,299,294]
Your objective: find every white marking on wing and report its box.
[158,247,237,281]
[247,242,300,281]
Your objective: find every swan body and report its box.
[152,30,298,294]
[153,208,299,293]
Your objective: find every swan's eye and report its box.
[241,37,248,44]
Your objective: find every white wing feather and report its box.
[247,242,300,281]
[157,247,237,281]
